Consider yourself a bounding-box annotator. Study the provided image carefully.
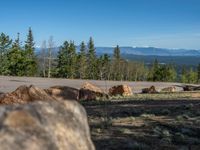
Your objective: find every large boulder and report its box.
[142,86,158,94]
[0,100,95,150]
[161,86,176,92]
[0,85,54,105]
[45,86,79,100]
[109,85,133,96]
[79,82,107,100]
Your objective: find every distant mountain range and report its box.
[94,47,200,56]
[36,46,200,56]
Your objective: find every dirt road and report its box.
[0,76,183,93]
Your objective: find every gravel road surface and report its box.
[0,76,183,93]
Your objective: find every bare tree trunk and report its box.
[48,36,54,78]
[41,40,47,77]
[100,71,103,80]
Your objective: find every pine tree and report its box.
[113,45,120,60]
[165,64,177,82]
[112,45,121,80]
[24,27,37,76]
[87,37,97,79]
[7,33,26,76]
[0,33,12,75]
[56,41,69,78]
[56,41,77,78]
[188,68,198,84]
[102,54,110,80]
[181,65,188,83]
[77,41,87,79]
[152,59,160,81]
[97,54,110,80]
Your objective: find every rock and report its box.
[109,85,133,96]
[81,82,103,93]
[0,100,95,150]
[0,85,54,105]
[142,86,158,94]
[161,86,176,92]
[183,85,195,91]
[182,85,200,91]
[0,92,4,99]
[79,82,107,100]
[45,86,79,100]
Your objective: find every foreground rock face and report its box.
[0,100,95,150]
[109,85,133,96]
[142,86,158,94]
[45,86,79,100]
[79,82,107,100]
[0,85,54,105]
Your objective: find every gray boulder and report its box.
[0,100,95,150]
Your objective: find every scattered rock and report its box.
[109,85,133,96]
[79,82,107,100]
[161,86,176,92]
[182,85,200,91]
[0,85,54,105]
[45,86,79,100]
[81,82,103,93]
[0,100,95,150]
[142,86,158,94]
[0,92,4,99]
[183,85,196,91]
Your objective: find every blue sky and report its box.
[0,0,200,49]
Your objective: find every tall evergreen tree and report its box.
[7,33,26,76]
[113,45,120,60]
[165,64,177,82]
[0,33,12,75]
[181,65,188,83]
[24,27,37,76]
[25,27,35,58]
[112,45,122,80]
[77,41,87,79]
[97,54,110,80]
[56,41,77,78]
[188,68,198,84]
[102,54,110,80]
[56,41,69,78]
[87,37,97,79]
[152,59,160,81]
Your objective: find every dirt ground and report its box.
[82,99,200,150]
[0,76,183,93]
